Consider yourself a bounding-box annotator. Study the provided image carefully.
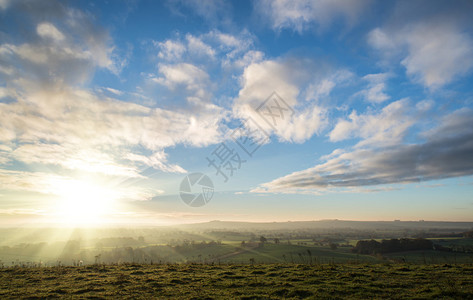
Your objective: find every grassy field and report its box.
[1,263,473,299]
[3,240,473,266]
[384,250,473,264]
[220,243,381,264]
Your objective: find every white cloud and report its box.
[0,86,15,99]
[304,69,353,102]
[150,30,265,119]
[356,73,390,103]
[154,30,258,71]
[0,1,243,208]
[126,152,186,174]
[369,19,473,88]
[255,108,473,194]
[236,60,301,109]
[154,63,209,89]
[36,22,65,41]
[152,62,215,106]
[0,170,161,202]
[0,5,227,185]
[415,99,434,112]
[0,7,119,88]
[255,0,371,33]
[186,34,215,58]
[233,58,349,143]
[104,87,123,96]
[12,144,142,178]
[401,23,473,87]
[166,0,232,27]
[367,28,395,51]
[0,170,70,195]
[157,40,186,61]
[306,79,335,100]
[278,104,326,143]
[0,0,10,10]
[0,144,10,165]
[0,86,223,175]
[233,50,264,69]
[329,99,414,147]
[207,30,254,60]
[214,32,241,48]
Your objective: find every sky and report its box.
[0,0,472,226]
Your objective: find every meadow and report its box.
[1,263,473,299]
[1,223,473,298]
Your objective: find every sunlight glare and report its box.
[52,179,120,225]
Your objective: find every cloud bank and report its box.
[254,108,473,194]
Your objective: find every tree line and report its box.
[352,238,433,255]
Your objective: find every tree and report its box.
[329,242,338,250]
[259,236,267,243]
[463,231,473,238]
[352,238,433,255]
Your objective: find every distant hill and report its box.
[176,220,473,232]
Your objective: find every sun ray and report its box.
[48,178,121,226]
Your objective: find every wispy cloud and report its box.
[0,1,227,202]
[254,0,371,33]
[0,169,163,202]
[0,86,222,171]
[355,73,390,103]
[329,98,415,147]
[166,0,233,28]
[153,63,211,97]
[368,1,473,88]
[254,108,473,194]
[154,30,259,70]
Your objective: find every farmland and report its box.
[1,222,473,298]
[2,221,473,267]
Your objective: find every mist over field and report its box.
[1,220,473,267]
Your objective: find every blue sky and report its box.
[0,0,472,225]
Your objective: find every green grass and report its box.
[430,238,473,246]
[222,243,380,264]
[1,263,473,299]
[384,250,473,264]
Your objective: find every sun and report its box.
[52,179,120,225]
